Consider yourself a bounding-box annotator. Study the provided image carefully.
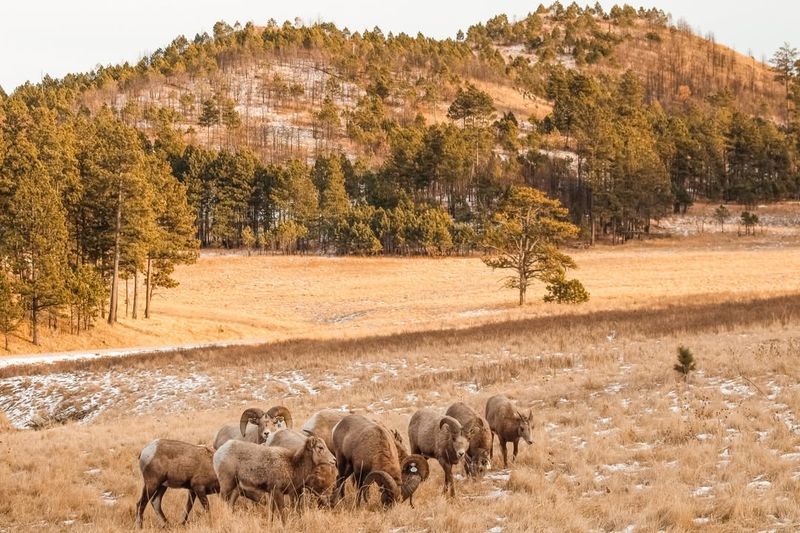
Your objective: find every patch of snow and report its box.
[458,309,502,318]
[486,470,511,482]
[692,486,713,497]
[780,452,800,461]
[696,433,713,441]
[747,476,771,491]
[693,517,711,525]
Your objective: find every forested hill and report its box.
[1,4,800,342]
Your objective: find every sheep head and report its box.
[239,408,269,441]
[515,409,533,445]
[305,436,336,467]
[439,417,468,463]
[267,405,293,430]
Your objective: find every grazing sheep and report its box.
[266,428,337,506]
[213,405,293,449]
[485,395,533,468]
[301,409,350,452]
[445,402,493,477]
[408,408,470,497]
[331,414,429,508]
[134,439,219,529]
[213,436,335,523]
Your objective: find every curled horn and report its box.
[401,454,430,481]
[400,454,429,507]
[439,416,462,434]
[239,408,266,437]
[362,471,400,507]
[267,406,293,429]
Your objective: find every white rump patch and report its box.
[139,440,159,471]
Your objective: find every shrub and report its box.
[544,276,590,304]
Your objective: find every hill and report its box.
[73,5,787,164]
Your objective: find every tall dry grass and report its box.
[1,292,799,531]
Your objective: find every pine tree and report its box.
[674,346,696,381]
[713,205,730,232]
[0,268,23,350]
[483,186,580,305]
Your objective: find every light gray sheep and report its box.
[213,405,292,449]
[212,436,334,523]
[408,408,470,497]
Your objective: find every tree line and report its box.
[0,90,197,346]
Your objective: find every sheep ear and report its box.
[528,409,533,421]
[305,437,315,450]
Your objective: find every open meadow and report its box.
[2,231,800,532]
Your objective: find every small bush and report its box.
[645,31,662,43]
[673,345,696,381]
[544,276,590,304]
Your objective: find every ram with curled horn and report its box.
[408,409,470,497]
[331,414,429,508]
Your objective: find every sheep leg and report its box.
[512,439,519,462]
[332,459,352,506]
[499,438,509,468]
[489,431,495,460]
[439,460,455,497]
[196,488,211,512]
[271,489,287,524]
[135,484,154,529]
[181,490,196,524]
[150,486,169,527]
[219,477,238,507]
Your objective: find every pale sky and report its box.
[1,1,796,92]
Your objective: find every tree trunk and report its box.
[125,277,129,318]
[31,297,38,345]
[108,183,122,325]
[4,332,8,351]
[145,256,152,319]
[132,270,138,319]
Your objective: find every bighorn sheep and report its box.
[213,405,293,449]
[213,436,335,523]
[408,408,470,497]
[331,414,429,508]
[135,439,219,529]
[485,395,533,468]
[266,428,337,506]
[301,409,350,452]
[445,402,493,477]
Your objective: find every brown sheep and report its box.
[331,414,429,508]
[445,402,493,477]
[408,408,470,497]
[134,439,219,529]
[212,436,334,523]
[485,395,533,468]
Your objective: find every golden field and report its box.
[4,230,800,358]
[1,294,799,531]
[2,227,800,532]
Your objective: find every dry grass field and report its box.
[2,228,800,532]
[4,231,800,358]
[1,292,800,531]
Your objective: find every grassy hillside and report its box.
[70,5,786,164]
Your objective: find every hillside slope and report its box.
[72,5,786,164]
